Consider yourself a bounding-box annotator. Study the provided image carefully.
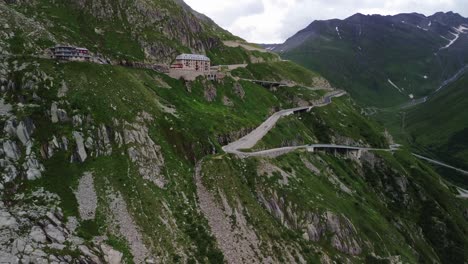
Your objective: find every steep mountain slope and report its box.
[0,2,467,264]
[1,57,466,263]
[403,73,468,186]
[265,12,468,107]
[0,0,247,63]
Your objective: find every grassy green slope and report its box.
[3,57,467,262]
[253,96,388,151]
[201,148,467,263]
[279,15,468,108]
[3,57,283,262]
[404,74,468,184]
[232,61,320,87]
[2,0,250,63]
[283,33,446,107]
[2,3,467,262]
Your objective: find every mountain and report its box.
[403,72,468,187]
[0,0,255,64]
[264,12,468,107]
[0,2,467,263]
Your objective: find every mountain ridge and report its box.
[262,11,468,107]
[264,11,468,51]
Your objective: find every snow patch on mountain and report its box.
[388,79,403,93]
[416,25,429,31]
[336,27,342,39]
[440,25,468,50]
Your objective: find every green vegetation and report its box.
[3,56,286,261]
[2,4,467,262]
[373,73,468,187]
[405,74,468,185]
[206,45,279,65]
[200,146,467,263]
[279,15,466,108]
[253,97,388,150]
[232,61,320,86]
[14,0,146,60]
[6,0,253,63]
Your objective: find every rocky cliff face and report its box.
[199,147,467,263]
[1,0,230,63]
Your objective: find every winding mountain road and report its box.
[222,90,347,156]
[225,144,398,159]
[412,154,468,175]
[221,90,468,181]
[400,65,468,109]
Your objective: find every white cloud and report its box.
[184,0,468,43]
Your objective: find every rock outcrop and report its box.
[217,127,254,146]
[203,81,217,102]
[5,0,225,63]
[122,113,166,188]
[259,191,363,255]
[233,82,245,99]
[72,131,88,162]
[0,188,122,263]
[194,161,267,263]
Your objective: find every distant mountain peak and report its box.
[260,10,468,107]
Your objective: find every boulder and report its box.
[61,136,69,151]
[11,238,26,255]
[16,121,31,146]
[97,125,112,156]
[85,137,94,152]
[24,156,45,180]
[57,80,68,98]
[0,98,12,116]
[3,140,21,161]
[4,119,16,137]
[29,226,47,243]
[72,115,83,127]
[72,131,87,162]
[0,252,19,264]
[101,244,123,264]
[44,224,65,243]
[0,211,18,229]
[56,109,69,122]
[2,164,18,183]
[78,245,101,263]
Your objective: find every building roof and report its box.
[176,54,210,61]
[52,45,89,50]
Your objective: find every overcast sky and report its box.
[184,0,468,43]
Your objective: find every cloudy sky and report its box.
[184,0,468,43]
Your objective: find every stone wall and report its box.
[168,69,205,81]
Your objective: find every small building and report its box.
[171,54,211,73]
[50,45,91,62]
[169,53,222,81]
